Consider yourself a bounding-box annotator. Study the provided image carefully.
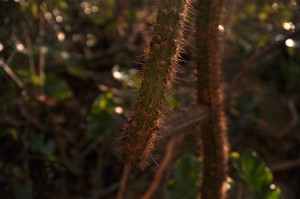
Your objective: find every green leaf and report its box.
[65,61,88,79]
[0,128,19,140]
[86,92,119,139]
[30,2,38,18]
[231,151,281,199]
[44,75,73,101]
[31,75,43,86]
[30,132,56,156]
[166,154,201,199]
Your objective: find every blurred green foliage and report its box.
[231,151,281,199]
[166,154,201,199]
[86,92,121,139]
[166,152,281,199]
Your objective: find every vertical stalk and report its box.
[195,0,229,199]
[38,3,46,98]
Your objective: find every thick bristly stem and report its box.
[195,0,229,199]
[119,0,190,169]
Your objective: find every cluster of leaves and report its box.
[166,154,201,199]
[231,151,281,199]
[166,151,281,199]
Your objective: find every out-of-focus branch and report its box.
[270,158,300,171]
[42,3,64,41]
[230,98,298,139]
[18,101,45,130]
[21,22,37,77]
[90,171,140,199]
[79,138,102,159]
[162,105,207,139]
[117,162,131,199]
[141,134,184,199]
[39,4,46,98]
[231,27,300,87]
[6,50,16,65]
[72,43,138,61]
[0,59,25,89]
[91,149,104,199]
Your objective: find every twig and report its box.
[21,22,37,77]
[222,0,240,31]
[229,98,298,139]
[270,158,300,171]
[72,43,137,61]
[91,149,104,199]
[79,138,102,159]
[117,162,131,199]
[141,135,184,199]
[230,110,278,139]
[279,98,298,136]
[39,4,46,98]
[42,4,62,36]
[0,59,25,89]
[18,101,45,130]
[21,127,33,198]
[94,171,139,198]
[53,133,82,175]
[162,105,207,139]
[22,128,31,178]
[231,27,300,87]
[6,50,16,65]
[3,114,23,127]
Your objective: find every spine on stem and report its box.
[195,0,229,199]
[119,0,190,169]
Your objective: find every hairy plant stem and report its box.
[119,0,189,169]
[195,0,229,199]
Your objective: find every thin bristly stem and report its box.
[141,135,184,199]
[117,162,131,199]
